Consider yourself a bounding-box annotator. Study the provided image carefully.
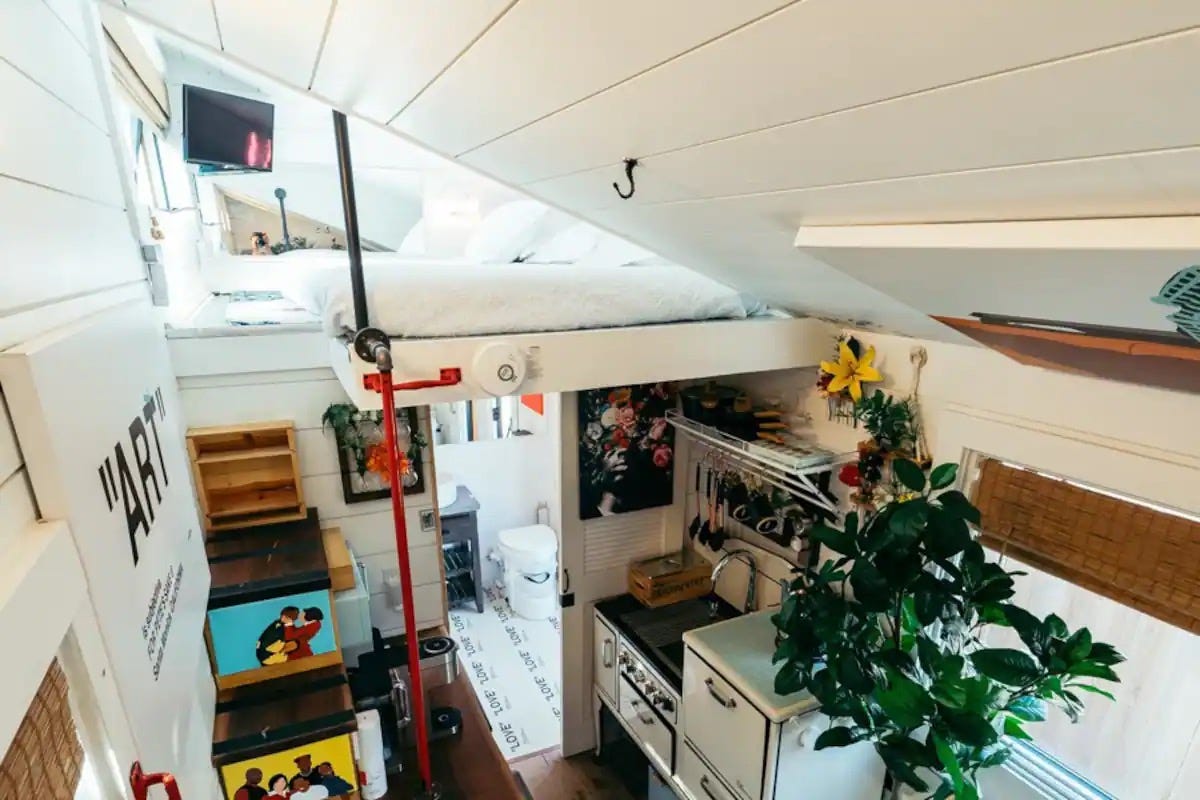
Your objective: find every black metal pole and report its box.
[274,187,291,250]
[332,109,369,331]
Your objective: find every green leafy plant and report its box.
[321,402,425,476]
[773,460,1122,799]
[855,390,917,454]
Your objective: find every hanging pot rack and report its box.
[666,409,850,515]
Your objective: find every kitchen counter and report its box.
[683,610,818,723]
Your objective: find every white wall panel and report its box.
[629,30,1200,201]
[168,332,331,378]
[368,583,445,635]
[212,0,333,87]
[359,546,441,590]
[0,62,125,205]
[394,0,790,155]
[328,506,440,558]
[0,0,107,127]
[311,0,514,122]
[0,471,36,554]
[122,0,221,50]
[465,1,1200,184]
[0,180,141,315]
[0,394,20,489]
[179,374,351,427]
[42,0,88,43]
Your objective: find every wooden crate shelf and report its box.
[188,421,306,533]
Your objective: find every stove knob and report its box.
[633,669,646,684]
[618,651,631,668]
[654,694,675,713]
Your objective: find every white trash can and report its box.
[498,524,558,619]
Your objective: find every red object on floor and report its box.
[129,762,182,800]
[521,393,545,415]
[376,368,434,791]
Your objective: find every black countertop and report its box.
[595,593,741,691]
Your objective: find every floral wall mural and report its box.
[578,383,676,520]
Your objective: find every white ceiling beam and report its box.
[794,216,1200,252]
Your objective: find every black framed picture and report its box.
[323,404,425,504]
[578,383,675,519]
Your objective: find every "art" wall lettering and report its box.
[97,387,170,565]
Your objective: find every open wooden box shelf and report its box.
[187,421,307,532]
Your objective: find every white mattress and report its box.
[283,261,759,338]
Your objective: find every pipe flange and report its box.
[352,327,390,363]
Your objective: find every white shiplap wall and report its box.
[171,336,448,633]
[0,1,221,794]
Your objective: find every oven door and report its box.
[618,674,675,777]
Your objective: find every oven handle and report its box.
[704,677,737,709]
[602,638,614,669]
[629,698,656,727]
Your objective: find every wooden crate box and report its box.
[213,667,359,800]
[206,511,342,690]
[187,421,306,532]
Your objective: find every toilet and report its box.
[497,524,559,619]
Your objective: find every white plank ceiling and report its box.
[109,0,1200,339]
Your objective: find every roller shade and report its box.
[0,660,84,797]
[973,458,1200,634]
[102,16,169,130]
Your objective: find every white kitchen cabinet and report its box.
[680,612,886,800]
[682,649,768,799]
[594,612,619,705]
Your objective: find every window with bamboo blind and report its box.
[972,457,1200,634]
[0,659,85,799]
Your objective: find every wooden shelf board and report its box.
[196,445,294,464]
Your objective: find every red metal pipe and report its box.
[362,367,462,393]
[129,762,181,800]
[377,370,434,790]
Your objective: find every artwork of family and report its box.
[223,739,359,800]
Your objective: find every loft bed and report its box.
[179,112,833,409]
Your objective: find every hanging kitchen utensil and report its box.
[698,467,713,546]
[908,346,933,468]
[710,473,728,551]
[687,461,702,540]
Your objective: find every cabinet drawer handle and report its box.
[704,677,736,709]
[602,638,614,668]
[700,775,724,800]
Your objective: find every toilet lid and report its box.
[498,524,558,555]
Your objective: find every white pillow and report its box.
[464,200,548,262]
[525,222,600,263]
[397,219,425,255]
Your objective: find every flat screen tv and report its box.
[182,85,274,172]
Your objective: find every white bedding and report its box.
[282,260,759,338]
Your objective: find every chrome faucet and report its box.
[710,549,758,616]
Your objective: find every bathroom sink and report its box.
[437,472,459,509]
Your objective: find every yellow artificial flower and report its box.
[820,341,882,402]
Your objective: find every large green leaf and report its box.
[874,669,935,729]
[925,507,972,558]
[850,560,892,612]
[929,463,958,490]
[971,649,1042,686]
[1006,695,1047,722]
[1001,604,1048,657]
[810,523,858,556]
[1003,715,1033,740]
[774,663,804,696]
[1062,627,1093,664]
[893,458,927,492]
[937,490,983,525]
[877,743,931,792]
[1067,662,1121,682]
[1071,683,1117,701]
[814,726,861,750]
[1084,641,1126,666]
[835,653,875,693]
[940,709,999,747]
[933,734,966,796]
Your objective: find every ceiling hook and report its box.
[612,158,639,199]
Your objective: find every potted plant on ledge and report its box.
[772,459,1122,800]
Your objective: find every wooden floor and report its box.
[510,750,637,800]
